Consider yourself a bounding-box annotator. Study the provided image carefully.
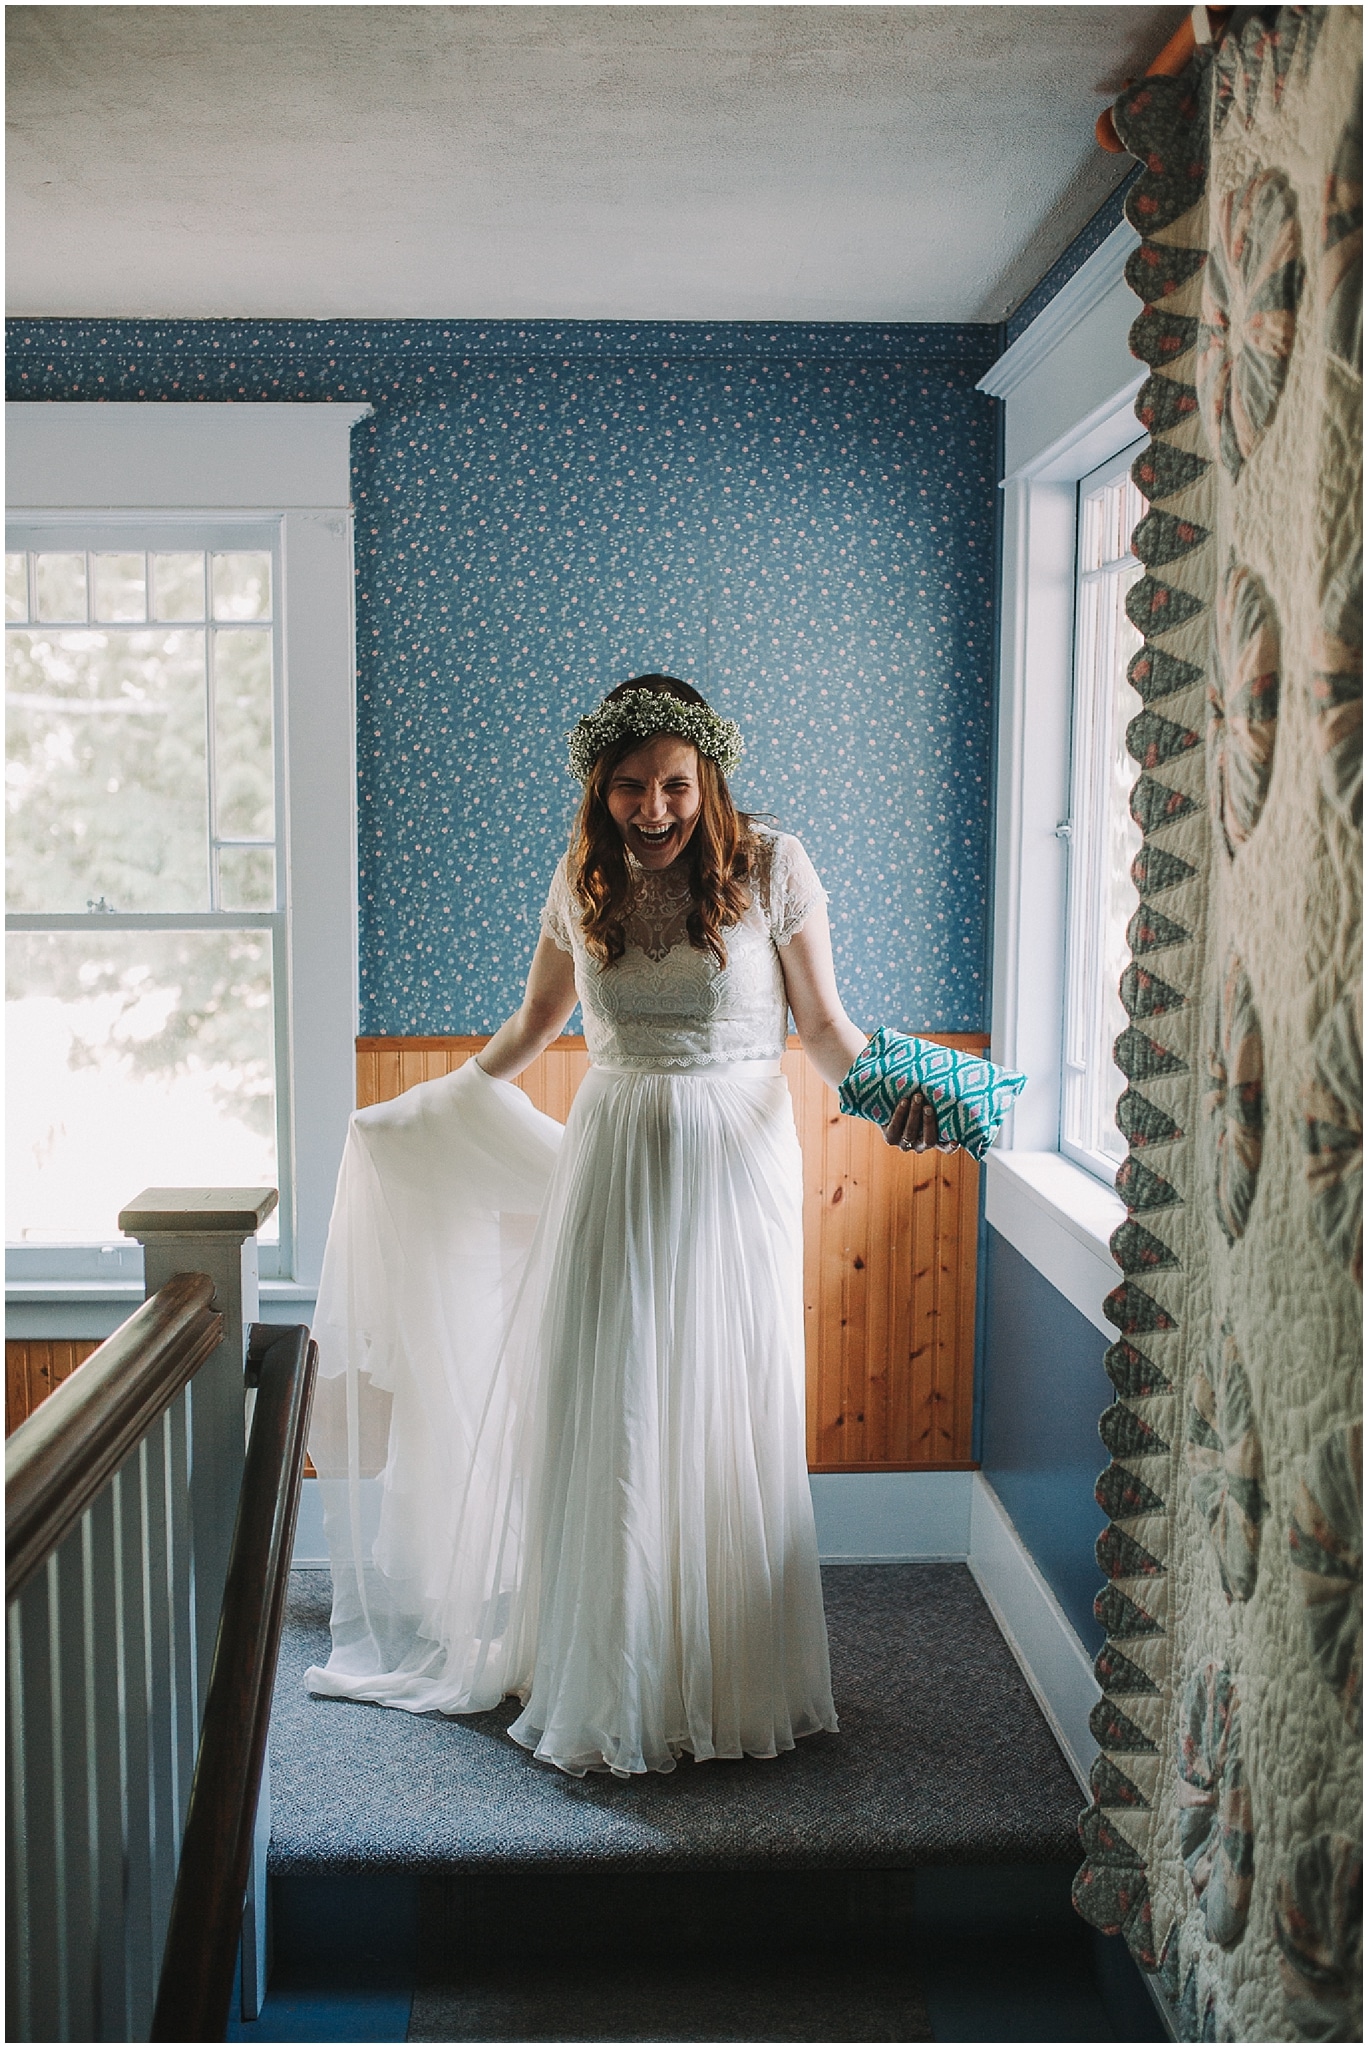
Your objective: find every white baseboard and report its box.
[808,1470,974,1561]
[967,1472,1099,1790]
[292,1470,978,1570]
[292,1475,330,1567]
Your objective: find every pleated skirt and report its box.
[305,1059,838,1778]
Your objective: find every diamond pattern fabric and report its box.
[837,1026,1025,1161]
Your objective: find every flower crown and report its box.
[567,689,744,784]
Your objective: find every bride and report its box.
[305,674,941,1778]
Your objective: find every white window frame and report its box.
[7,518,292,1279]
[1058,441,1146,1184]
[6,403,369,1334]
[976,219,1144,1335]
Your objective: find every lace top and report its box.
[540,828,827,1070]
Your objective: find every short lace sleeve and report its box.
[767,833,828,946]
[539,858,577,954]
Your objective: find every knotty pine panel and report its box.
[6,1339,101,1436]
[356,1034,594,1123]
[356,1034,984,1471]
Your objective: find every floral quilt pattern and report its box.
[1075,12,1362,2039]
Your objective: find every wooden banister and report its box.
[151,1322,318,2043]
[5,1272,223,1602]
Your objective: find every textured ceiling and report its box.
[6,4,1183,323]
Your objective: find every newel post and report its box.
[116,1189,279,1737]
[119,1187,280,2024]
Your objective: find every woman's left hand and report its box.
[885,1090,947,1152]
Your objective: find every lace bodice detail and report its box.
[540,829,826,1070]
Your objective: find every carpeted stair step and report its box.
[268,1564,1084,1880]
[246,1570,1170,2042]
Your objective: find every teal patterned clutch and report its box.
[838,1027,1026,1161]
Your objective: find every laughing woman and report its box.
[306,675,941,1778]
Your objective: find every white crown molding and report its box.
[978,218,1141,402]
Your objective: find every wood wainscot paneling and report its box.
[9,1341,324,1484]
[356,1034,985,1473]
[6,1339,102,1436]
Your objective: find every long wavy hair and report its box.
[569,676,756,969]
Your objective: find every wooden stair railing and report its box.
[152,1323,318,2043]
[5,1275,223,1602]
[6,1187,282,2043]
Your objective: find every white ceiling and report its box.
[7,4,1184,324]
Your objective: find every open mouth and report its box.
[634,824,675,848]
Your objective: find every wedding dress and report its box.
[305,826,839,1777]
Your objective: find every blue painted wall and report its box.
[8,320,1001,1036]
[979,1227,1109,1653]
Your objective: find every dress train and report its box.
[304,1058,837,1776]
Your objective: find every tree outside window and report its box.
[5,536,288,1266]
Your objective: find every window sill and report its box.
[984,1149,1122,1339]
[6,1279,316,1341]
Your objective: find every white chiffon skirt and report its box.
[304,1056,838,1777]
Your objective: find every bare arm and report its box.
[779,902,942,1151]
[475,934,579,1080]
[776,899,867,1088]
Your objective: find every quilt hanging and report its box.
[1072,9,1362,2042]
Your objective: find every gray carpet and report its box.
[268,1566,1083,1874]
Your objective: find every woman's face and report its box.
[605,734,703,870]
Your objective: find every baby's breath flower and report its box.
[568,691,743,784]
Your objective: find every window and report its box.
[979,223,1143,1327]
[5,401,363,1334]
[6,527,290,1275]
[1059,446,1146,1181]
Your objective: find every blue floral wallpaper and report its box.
[8,321,1002,1035]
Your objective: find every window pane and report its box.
[1089,474,1144,572]
[1109,480,1128,564]
[213,629,274,839]
[34,553,87,623]
[1083,563,1143,1164]
[6,929,278,1245]
[1080,492,1103,575]
[6,629,209,913]
[92,553,147,623]
[6,555,29,622]
[1101,570,1145,1036]
[212,552,271,622]
[1065,450,1149,1178]
[150,552,206,622]
[219,846,275,911]
[1123,476,1144,555]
